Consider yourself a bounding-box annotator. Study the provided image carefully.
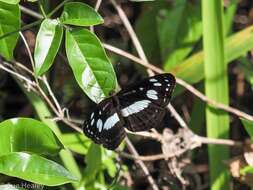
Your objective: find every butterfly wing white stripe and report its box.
[103,113,120,130]
[121,100,151,117]
[146,90,158,100]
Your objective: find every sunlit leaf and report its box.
[0,152,78,186]
[65,28,117,103]
[0,2,20,60]
[0,0,19,4]
[34,19,63,76]
[0,117,64,156]
[61,2,103,26]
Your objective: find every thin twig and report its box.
[194,135,242,147]
[19,32,39,84]
[103,43,253,122]
[104,43,161,72]
[176,77,253,122]
[42,76,63,115]
[20,5,44,19]
[118,151,166,161]
[125,137,159,190]
[110,0,148,62]
[62,118,83,133]
[168,104,188,128]
[91,0,103,32]
[0,63,34,86]
[95,0,103,10]
[126,129,162,141]
[13,61,34,75]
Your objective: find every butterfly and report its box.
[83,73,176,150]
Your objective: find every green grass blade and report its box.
[202,1,230,190]
[224,0,238,36]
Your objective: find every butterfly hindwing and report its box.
[83,98,126,150]
[117,73,175,132]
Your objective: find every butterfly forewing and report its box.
[83,98,126,150]
[117,73,175,132]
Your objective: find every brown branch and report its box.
[195,135,243,147]
[118,151,166,161]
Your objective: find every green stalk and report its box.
[202,1,230,190]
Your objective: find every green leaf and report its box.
[0,0,19,4]
[61,2,103,26]
[224,0,238,36]
[34,19,63,76]
[158,1,202,70]
[241,118,253,139]
[157,1,186,61]
[240,165,253,175]
[65,28,117,103]
[102,149,117,177]
[0,2,20,60]
[0,152,78,186]
[83,143,102,183]
[61,133,91,155]
[0,117,64,156]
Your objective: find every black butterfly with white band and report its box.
[83,73,176,150]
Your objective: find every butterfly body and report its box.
[83,73,176,150]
